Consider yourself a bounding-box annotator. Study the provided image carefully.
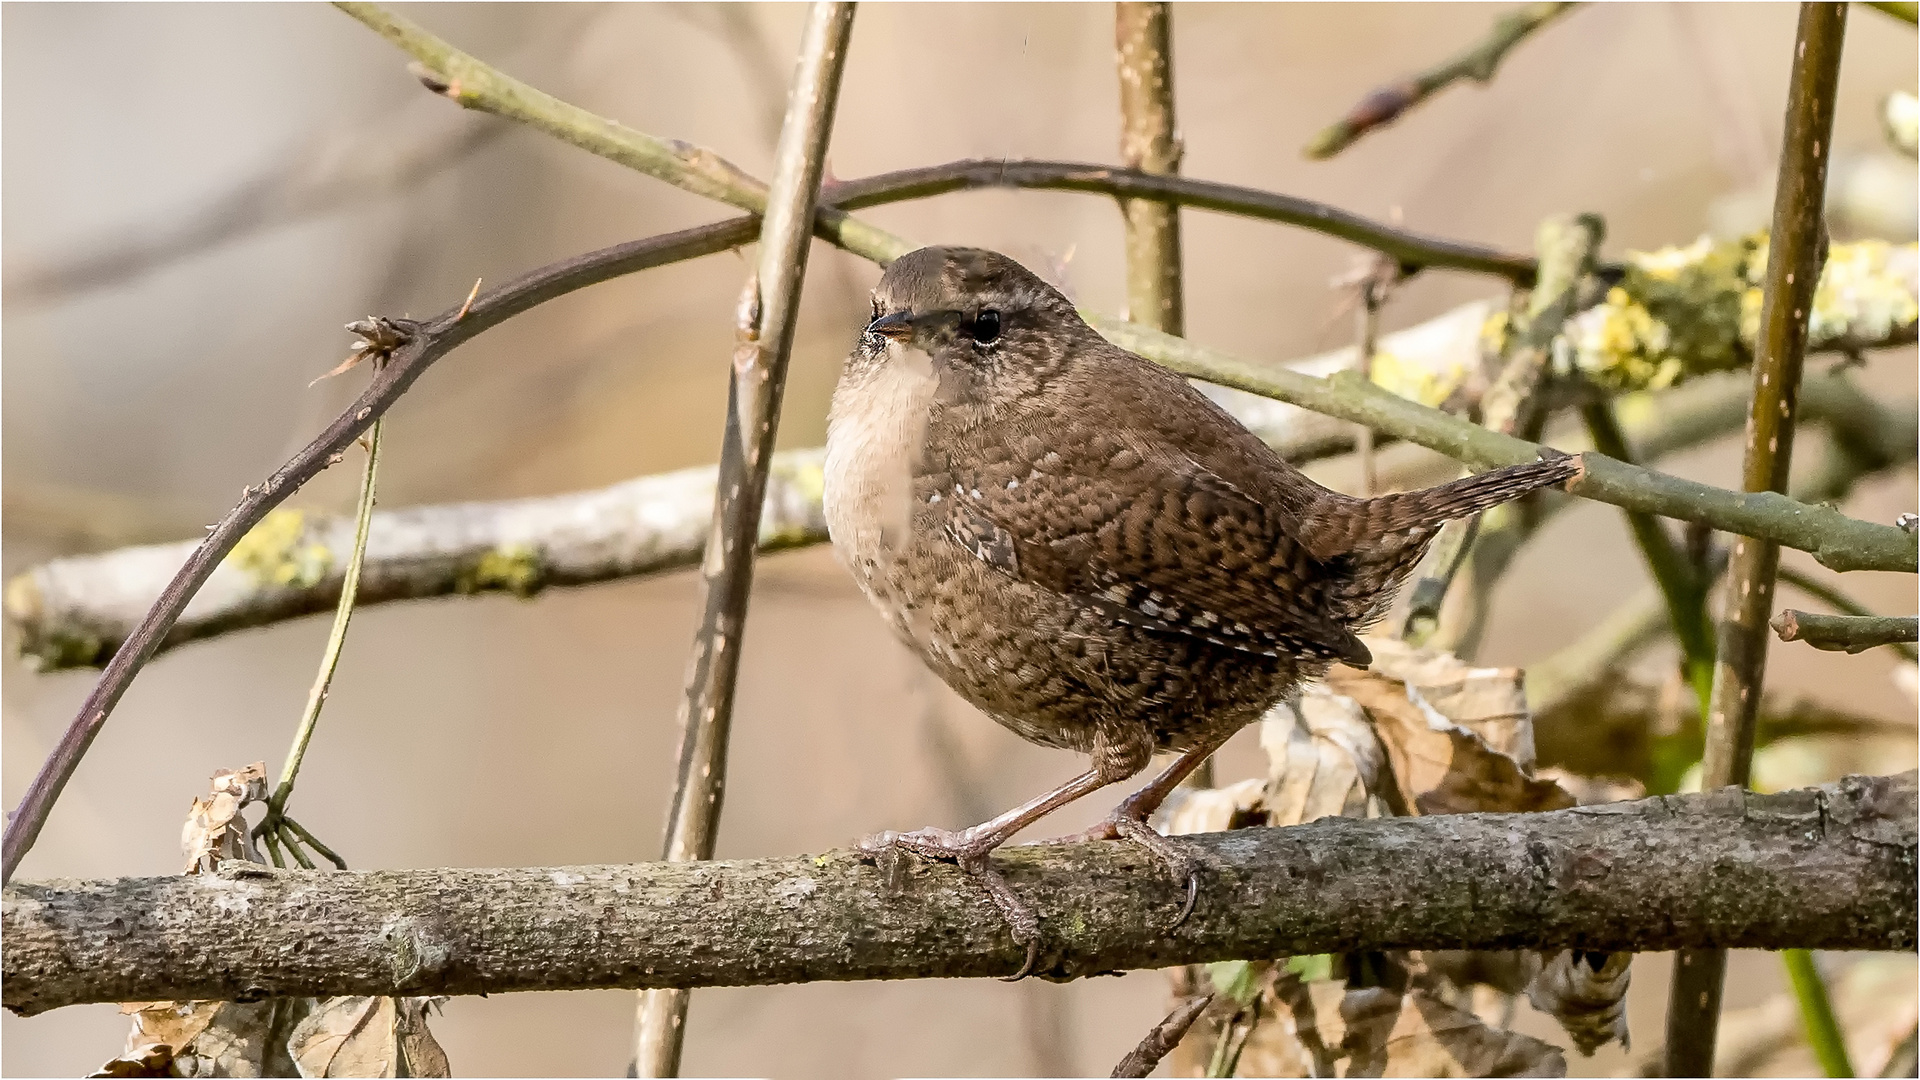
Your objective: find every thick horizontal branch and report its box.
[4,773,1912,1016]
[1772,609,1920,654]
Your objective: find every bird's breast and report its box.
[823,345,941,605]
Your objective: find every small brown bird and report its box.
[825,246,1576,974]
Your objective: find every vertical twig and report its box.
[631,4,856,1076]
[1664,6,1848,1075]
[1116,2,1183,336]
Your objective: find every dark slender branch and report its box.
[1112,994,1212,1078]
[1670,7,1849,1074]
[636,6,854,1074]
[4,774,1911,1017]
[1772,610,1920,654]
[1303,2,1579,159]
[826,159,1543,282]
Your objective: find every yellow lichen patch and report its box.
[1369,348,1468,408]
[226,509,333,589]
[1806,239,1920,347]
[456,544,545,597]
[1562,233,1918,392]
[4,572,42,627]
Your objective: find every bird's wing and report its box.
[929,422,1370,666]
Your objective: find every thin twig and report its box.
[1115,1,1208,795]
[1112,994,1213,1078]
[1667,7,1849,1074]
[633,6,855,1075]
[1778,566,1920,662]
[252,407,383,872]
[1304,2,1579,159]
[1772,610,1920,655]
[1116,2,1185,334]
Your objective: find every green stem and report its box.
[1580,399,1713,794]
[1783,949,1855,1077]
[267,418,382,818]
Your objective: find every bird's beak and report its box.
[865,310,915,342]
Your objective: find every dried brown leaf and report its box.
[1233,978,1567,1077]
[288,996,451,1078]
[1261,688,1385,826]
[1328,640,1573,817]
[181,762,268,873]
[1527,950,1631,1055]
[1159,777,1267,836]
[100,999,309,1078]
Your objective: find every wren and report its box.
[824,247,1577,975]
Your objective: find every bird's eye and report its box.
[962,309,1002,345]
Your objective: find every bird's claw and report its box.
[1049,807,1203,930]
[857,825,1042,981]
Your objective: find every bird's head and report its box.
[853,246,1090,404]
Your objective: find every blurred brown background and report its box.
[3,3,1914,1076]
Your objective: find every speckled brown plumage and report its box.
[824,247,1577,973]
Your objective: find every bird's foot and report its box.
[1037,798,1201,929]
[858,825,1042,981]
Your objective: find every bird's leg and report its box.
[1044,728,1239,927]
[859,767,1117,979]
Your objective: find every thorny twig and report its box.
[1667,6,1849,1074]
[1304,2,1580,159]
[633,4,855,1075]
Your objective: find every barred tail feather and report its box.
[1359,450,1579,536]
[1313,450,1579,627]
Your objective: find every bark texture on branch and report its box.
[5,773,1912,1017]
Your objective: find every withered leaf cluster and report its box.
[1157,638,1632,1076]
[90,767,450,1079]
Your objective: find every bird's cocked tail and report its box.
[1313,449,1581,628]
[1356,448,1580,537]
